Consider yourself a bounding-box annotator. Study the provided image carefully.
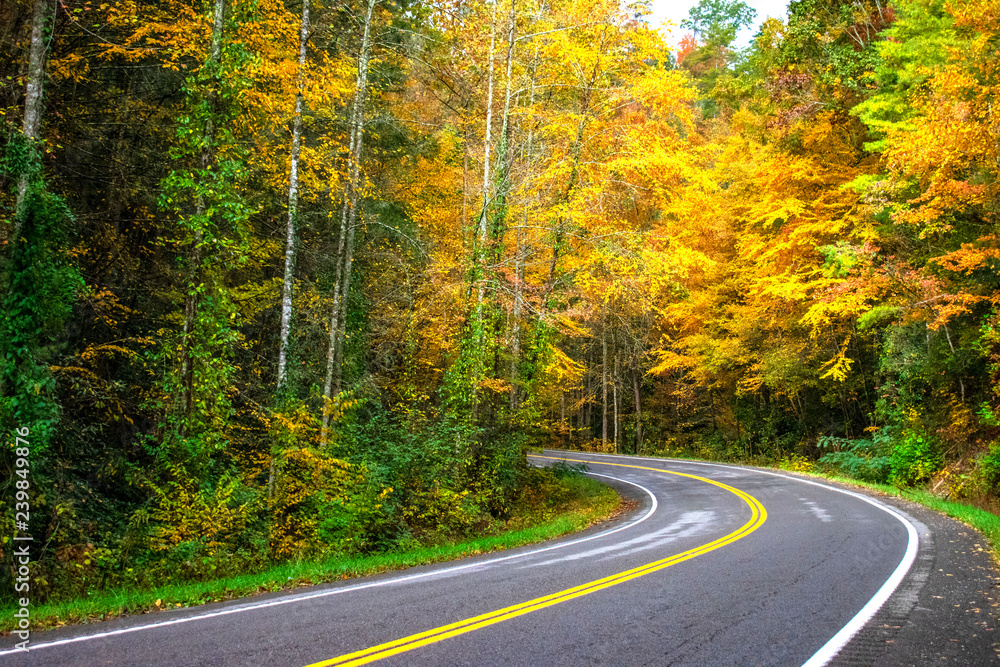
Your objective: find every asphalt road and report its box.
[3,450,998,666]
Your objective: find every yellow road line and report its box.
[304,454,767,667]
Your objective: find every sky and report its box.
[648,0,790,49]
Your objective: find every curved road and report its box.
[3,450,998,665]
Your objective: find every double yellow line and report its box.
[305,455,767,667]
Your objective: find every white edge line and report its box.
[0,467,655,656]
[545,450,920,667]
[800,501,918,666]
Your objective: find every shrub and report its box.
[976,441,1000,491]
[817,435,892,483]
[269,449,380,558]
[889,429,943,486]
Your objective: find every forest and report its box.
[2,0,999,606]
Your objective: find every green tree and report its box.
[682,0,757,44]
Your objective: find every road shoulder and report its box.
[801,478,1000,665]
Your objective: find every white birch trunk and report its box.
[477,1,498,246]
[500,0,525,411]
[471,0,499,314]
[13,0,52,239]
[321,0,377,444]
[277,0,311,393]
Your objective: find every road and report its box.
[3,450,998,665]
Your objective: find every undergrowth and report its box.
[0,463,618,632]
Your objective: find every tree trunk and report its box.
[709,387,717,432]
[477,0,498,248]
[509,231,522,410]
[4,0,52,309]
[613,349,619,453]
[506,2,525,412]
[943,323,965,402]
[333,208,359,383]
[583,350,591,441]
[571,389,583,440]
[267,455,276,501]
[321,0,377,444]
[460,85,472,236]
[469,0,499,318]
[277,0,310,394]
[560,391,566,445]
[601,323,607,447]
[633,366,643,454]
[13,0,51,237]
[332,0,379,393]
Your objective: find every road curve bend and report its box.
[2,450,988,666]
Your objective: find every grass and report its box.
[1,474,619,633]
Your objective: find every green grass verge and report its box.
[1,475,618,633]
